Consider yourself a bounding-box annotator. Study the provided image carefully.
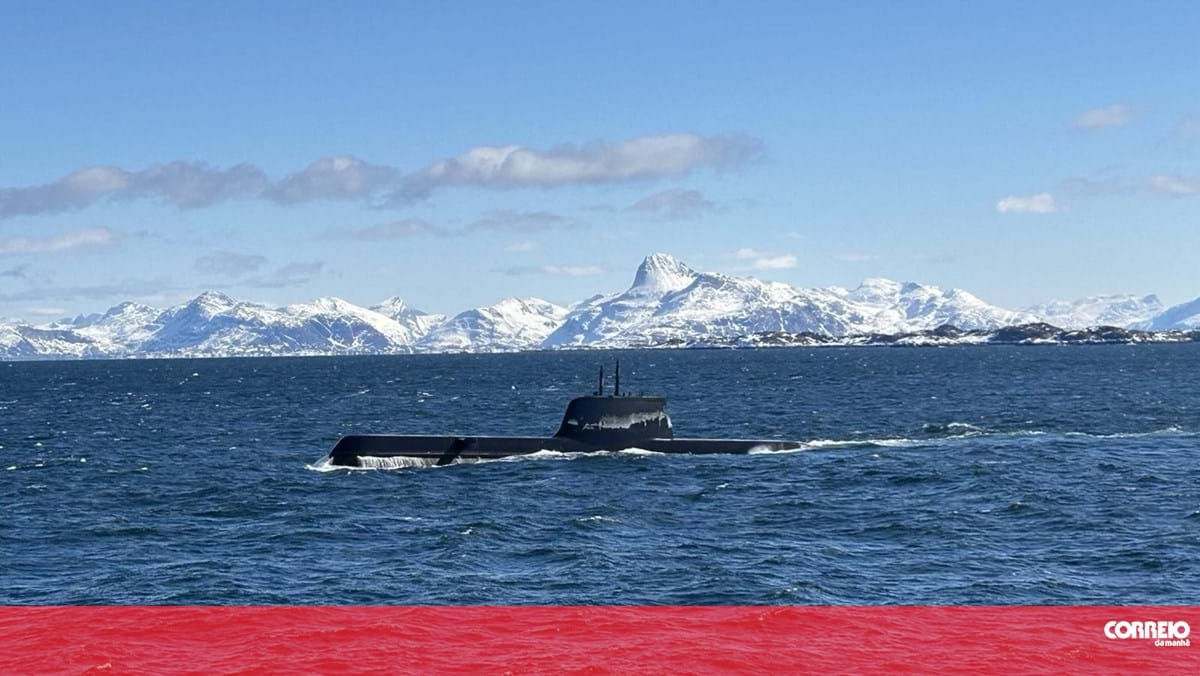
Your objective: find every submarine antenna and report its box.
[597,365,604,396]
[614,359,620,397]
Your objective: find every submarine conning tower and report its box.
[554,360,673,445]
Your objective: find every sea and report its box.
[3,345,1199,605]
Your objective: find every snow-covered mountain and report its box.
[418,298,568,352]
[50,301,162,353]
[369,296,445,337]
[0,321,107,359]
[543,254,1032,348]
[836,278,1036,332]
[139,293,424,356]
[1143,296,1200,330]
[1,253,1196,359]
[2,292,443,358]
[1025,294,1163,330]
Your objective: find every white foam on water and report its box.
[307,446,675,472]
[869,438,929,448]
[304,456,344,472]
[306,454,455,472]
[616,447,666,456]
[489,449,584,463]
[577,515,619,523]
[747,443,803,454]
[356,455,439,470]
[1064,426,1189,439]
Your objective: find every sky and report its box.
[1,2,1198,321]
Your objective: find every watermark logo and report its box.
[1104,620,1191,648]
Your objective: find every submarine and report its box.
[326,361,804,468]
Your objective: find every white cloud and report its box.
[467,209,569,232]
[330,218,450,240]
[389,133,762,202]
[0,132,762,218]
[995,192,1059,214]
[1073,104,1133,130]
[625,188,716,219]
[732,248,797,270]
[543,265,604,277]
[496,264,604,277]
[506,240,539,252]
[0,163,267,218]
[26,307,66,316]
[0,227,116,255]
[1147,174,1200,197]
[753,255,797,270]
[128,162,268,208]
[328,210,573,241]
[267,156,400,204]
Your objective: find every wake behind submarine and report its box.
[326,361,804,468]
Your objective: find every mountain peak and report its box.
[857,277,903,291]
[373,296,409,312]
[310,296,354,310]
[632,253,697,293]
[187,291,237,311]
[192,290,235,304]
[107,300,152,312]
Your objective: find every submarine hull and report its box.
[327,434,803,467]
[325,364,804,468]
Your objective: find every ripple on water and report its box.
[2,345,1199,604]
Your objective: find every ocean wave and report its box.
[1063,426,1189,439]
[306,447,669,472]
[922,422,987,434]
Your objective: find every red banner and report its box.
[2,606,1196,673]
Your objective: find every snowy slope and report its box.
[138,293,423,355]
[370,296,446,338]
[543,254,1032,348]
[419,297,568,352]
[0,322,106,359]
[0,253,1195,359]
[835,278,1036,333]
[55,301,162,352]
[1144,296,1200,330]
[1026,294,1163,329]
[543,254,700,347]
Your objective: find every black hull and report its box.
[327,434,803,467]
[325,367,804,468]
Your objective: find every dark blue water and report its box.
[3,345,1199,604]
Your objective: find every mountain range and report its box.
[2,253,1198,359]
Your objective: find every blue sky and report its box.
[1,2,1197,320]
